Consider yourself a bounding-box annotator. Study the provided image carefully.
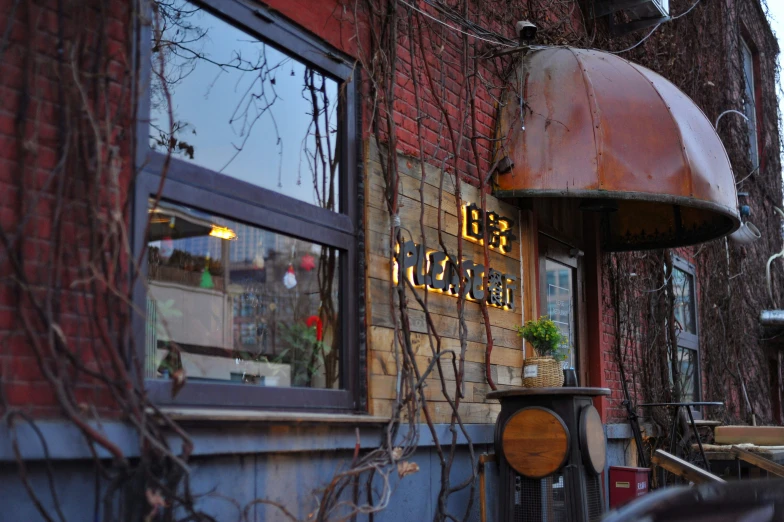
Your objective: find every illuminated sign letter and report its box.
[399,241,417,283]
[393,237,515,311]
[414,243,430,286]
[429,251,447,290]
[504,275,517,311]
[462,202,517,253]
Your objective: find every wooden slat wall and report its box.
[365,141,526,423]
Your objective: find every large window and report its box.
[741,37,759,167]
[670,257,700,405]
[135,0,361,411]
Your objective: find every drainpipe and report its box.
[766,207,784,306]
[760,310,784,326]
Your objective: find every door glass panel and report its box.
[545,259,575,369]
[145,199,341,389]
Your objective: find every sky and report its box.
[150,3,339,209]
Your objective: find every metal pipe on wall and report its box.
[760,310,784,326]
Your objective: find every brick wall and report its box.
[2,0,779,426]
[598,0,782,426]
[0,0,134,416]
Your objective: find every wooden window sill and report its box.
[154,407,392,425]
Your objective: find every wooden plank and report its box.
[732,446,784,477]
[370,399,394,418]
[370,306,521,349]
[366,142,518,220]
[368,253,393,281]
[369,277,523,332]
[372,378,501,423]
[370,349,456,381]
[366,214,522,263]
[370,350,520,388]
[715,426,784,446]
[366,141,456,196]
[518,209,537,359]
[651,449,725,484]
[369,364,468,403]
[368,249,523,288]
[369,350,435,378]
[368,326,524,368]
[367,194,460,238]
[369,374,398,401]
[368,166,461,217]
[434,402,501,424]
[367,163,519,221]
[471,382,523,403]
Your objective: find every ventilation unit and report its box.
[488,387,610,522]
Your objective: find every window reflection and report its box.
[672,267,696,335]
[741,39,758,167]
[149,0,340,210]
[545,260,574,369]
[676,347,698,403]
[145,200,341,389]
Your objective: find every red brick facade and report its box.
[0,0,135,417]
[1,0,781,429]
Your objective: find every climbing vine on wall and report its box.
[599,0,784,431]
[0,0,782,520]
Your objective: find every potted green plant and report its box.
[517,316,567,388]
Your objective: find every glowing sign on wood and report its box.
[463,203,517,254]
[394,202,518,311]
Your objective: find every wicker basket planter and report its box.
[522,356,564,388]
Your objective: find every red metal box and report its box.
[609,466,649,509]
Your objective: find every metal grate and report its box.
[514,472,567,522]
[585,474,604,522]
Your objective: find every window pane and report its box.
[676,347,698,403]
[545,259,575,369]
[149,1,341,210]
[741,40,758,166]
[672,267,696,335]
[145,200,341,389]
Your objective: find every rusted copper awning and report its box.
[495,48,739,251]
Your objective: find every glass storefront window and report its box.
[149,0,341,211]
[145,200,341,389]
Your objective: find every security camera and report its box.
[515,20,537,43]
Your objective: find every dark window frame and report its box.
[132,0,365,412]
[672,255,701,407]
[739,31,762,169]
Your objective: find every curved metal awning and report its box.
[495,47,739,251]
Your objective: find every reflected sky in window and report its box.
[150,1,340,210]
